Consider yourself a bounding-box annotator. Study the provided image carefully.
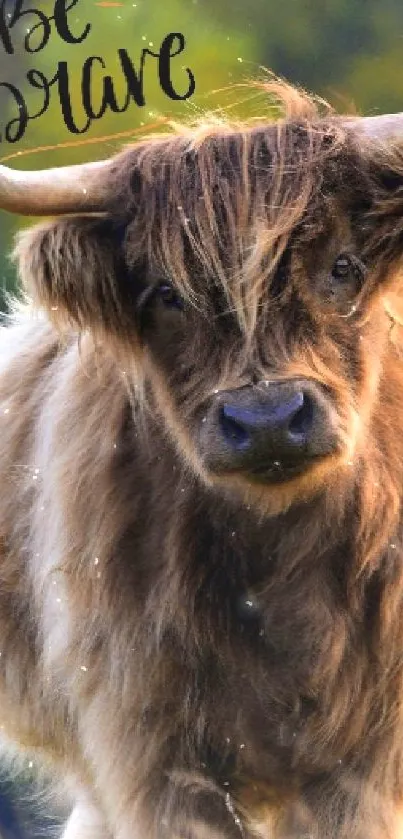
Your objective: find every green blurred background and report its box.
[1,0,403,833]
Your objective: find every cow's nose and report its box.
[219,389,313,455]
[200,378,338,481]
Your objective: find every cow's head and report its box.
[9,85,403,516]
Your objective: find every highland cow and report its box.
[1,83,403,839]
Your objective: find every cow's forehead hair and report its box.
[105,83,364,338]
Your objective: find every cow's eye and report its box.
[329,254,366,301]
[156,282,184,311]
[331,255,353,281]
[134,280,184,332]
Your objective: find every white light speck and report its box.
[225,792,243,831]
[51,306,58,311]
[32,475,38,481]
[347,460,353,466]
[34,468,39,474]
[3,408,9,414]
[83,188,87,195]
[237,57,243,63]
[213,389,219,394]
[202,416,207,423]
[94,557,99,565]
[390,543,397,550]
[56,597,61,604]
[142,35,146,40]
[80,665,88,672]
[245,600,253,607]
[113,443,117,449]
[225,737,231,743]
[28,761,33,768]
[148,41,153,46]
[239,743,245,749]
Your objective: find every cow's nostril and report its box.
[288,392,314,440]
[219,407,250,449]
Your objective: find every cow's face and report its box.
[15,123,403,514]
[125,207,387,515]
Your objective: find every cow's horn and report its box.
[347,114,403,140]
[0,159,112,216]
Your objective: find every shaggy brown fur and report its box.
[3,81,403,838]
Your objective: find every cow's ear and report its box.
[13,215,138,338]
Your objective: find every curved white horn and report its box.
[0,159,113,216]
[346,114,403,140]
